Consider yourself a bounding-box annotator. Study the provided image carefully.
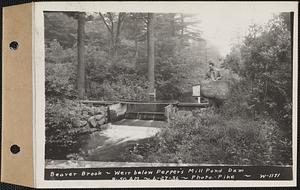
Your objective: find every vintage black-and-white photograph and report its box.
[44,8,294,173]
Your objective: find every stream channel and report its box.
[80,119,166,162]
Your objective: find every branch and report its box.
[118,13,127,31]
[120,12,126,22]
[107,12,114,25]
[115,13,125,45]
[108,12,114,38]
[99,13,112,33]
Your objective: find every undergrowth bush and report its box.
[123,109,292,165]
[45,99,96,159]
[90,74,149,101]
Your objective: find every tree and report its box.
[224,14,292,132]
[99,12,126,61]
[44,12,77,48]
[133,13,140,66]
[222,44,243,74]
[180,13,184,49]
[77,12,86,99]
[147,13,155,99]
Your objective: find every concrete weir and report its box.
[79,101,170,162]
[80,100,209,122]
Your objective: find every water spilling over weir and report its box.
[77,101,208,162]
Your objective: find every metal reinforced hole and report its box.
[9,41,19,50]
[10,144,20,154]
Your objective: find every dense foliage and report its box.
[45,100,83,159]
[122,109,292,165]
[45,12,220,101]
[222,13,292,135]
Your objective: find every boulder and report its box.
[80,120,88,127]
[94,114,105,121]
[95,106,107,115]
[83,106,95,115]
[97,118,106,126]
[88,116,97,128]
[99,123,110,131]
[72,118,82,128]
[200,80,230,100]
[82,110,89,116]
[69,110,76,117]
[81,114,89,120]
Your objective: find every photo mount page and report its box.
[31,1,298,188]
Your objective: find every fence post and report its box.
[107,106,110,123]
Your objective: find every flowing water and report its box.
[82,119,166,162]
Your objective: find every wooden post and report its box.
[107,106,110,123]
[197,97,201,104]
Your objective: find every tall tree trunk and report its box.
[77,12,86,99]
[169,13,175,36]
[108,13,115,59]
[114,13,123,58]
[134,15,139,66]
[147,13,155,98]
[169,13,176,54]
[180,13,184,48]
[109,32,114,58]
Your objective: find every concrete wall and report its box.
[108,103,127,122]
